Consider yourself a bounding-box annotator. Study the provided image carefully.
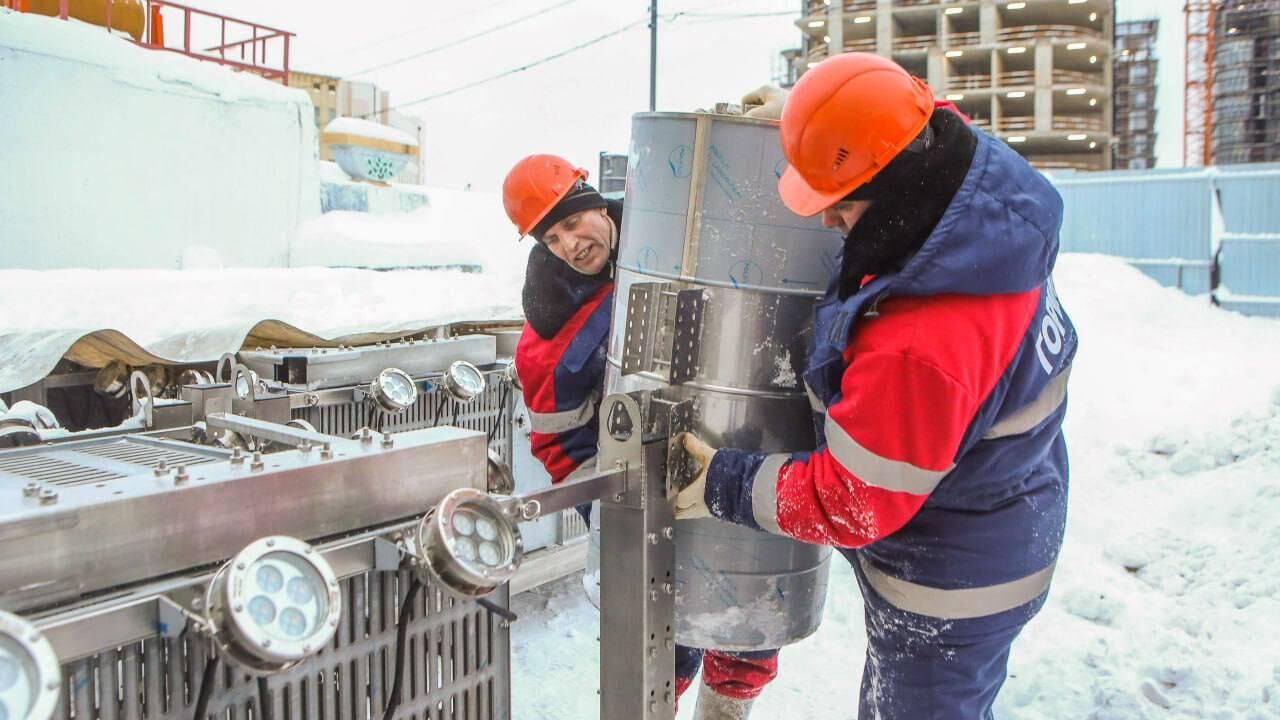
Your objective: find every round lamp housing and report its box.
[370,368,418,413]
[443,361,486,403]
[205,536,342,675]
[0,610,61,720]
[416,488,523,599]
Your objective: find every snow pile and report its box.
[292,208,485,270]
[293,187,523,274]
[511,253,1280,719]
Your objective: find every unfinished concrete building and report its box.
[1212,0,1280,164]
[1113,19,1158,169]
[794,0,1114,170]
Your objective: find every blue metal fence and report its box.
[1215,165,1280,317]
[1045,164,1280,317]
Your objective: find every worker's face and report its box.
[820,200,873,236]
[542,207,612,275]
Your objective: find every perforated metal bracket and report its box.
[622,283,659,376]
[669,290,706,385]
[622,283,704,386]
[661,399,698,494]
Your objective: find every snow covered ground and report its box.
[510,254,1280,720]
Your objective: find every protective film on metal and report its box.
[609,112,839,650]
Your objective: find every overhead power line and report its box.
[324,0,526,63]
[360,2,799,117]
[345,0,577,78]
[674,10,800,20]
[363,18,647,115]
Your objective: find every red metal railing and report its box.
[4,0,293,84]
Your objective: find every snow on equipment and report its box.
[323,117,420,185]
[605,110,844,650]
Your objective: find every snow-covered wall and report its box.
[0,10,320,269]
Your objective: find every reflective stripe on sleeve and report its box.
[858,556,1056,620]
[824,415,952,495]
[985,365,1072,440]
[749,453,790,535]
[527,395,596,434]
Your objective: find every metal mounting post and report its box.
[597,392,677,720]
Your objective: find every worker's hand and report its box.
[673,433,716,520]
[741,85,789,120]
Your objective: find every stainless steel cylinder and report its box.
[604,111,843,650]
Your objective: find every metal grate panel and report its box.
[0,454,124,487]
[559,511,589,546]
[55,571,510,719]
[292,370,513,466]
[72,441,222,470]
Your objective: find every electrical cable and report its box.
[191,654,220,720]
[361,18,646,115]
[381,577,424,720]
[324,0,526,63]
[345,0,577,78]
[487,380,510,443]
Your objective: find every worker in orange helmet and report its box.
[503,156,781,719]
[677,53,1078,718]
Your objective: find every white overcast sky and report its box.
[182,0,1185,190]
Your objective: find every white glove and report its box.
[673,433,716,520]
[741,85,789,120]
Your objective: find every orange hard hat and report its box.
[778,53,935,217]
[502,154,590,238]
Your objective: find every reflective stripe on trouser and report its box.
[852,556,1051,720]
[676,646,780,702]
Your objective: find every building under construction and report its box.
[1212,0,1280,164]
[792,0,1114,171]
[1113,19,1158,169]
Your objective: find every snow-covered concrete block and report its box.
[0,10,320,269]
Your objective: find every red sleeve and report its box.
[771,291,1038,547]
[775,351,971,546]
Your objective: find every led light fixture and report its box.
[369,367,418,413]
[443,361,486,403]
[0,610,60,720]
[416,488,523,599]
[205,536,341,675]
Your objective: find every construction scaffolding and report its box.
[1114,19,1159,169]
[1212,0,1280,164]
[1185,1,1217,167]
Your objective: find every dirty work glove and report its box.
[741,85,789,120]
[673,433,716,520]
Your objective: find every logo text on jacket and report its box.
[1035,278,1068,375]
